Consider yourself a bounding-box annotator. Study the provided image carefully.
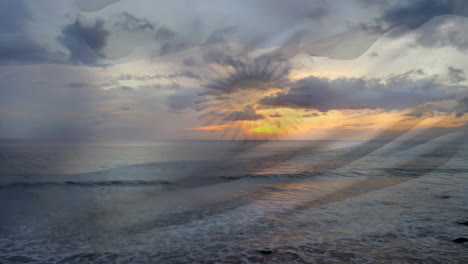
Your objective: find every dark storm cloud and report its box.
[358,0,467,33]
[0,0,63,65]
[0,35,63,65]
[5,0,468,66]
[297,0,468,60]
[448,66,466,83]
[159,41,191,56]
[58,19,109,65]
[115,12,155,32]
[405,110,444,119]
[154,0,465,61]
[259,72,465,112]
[155,27,177,41]
[67,0,466,64]
[402,100,465,119]
[254,0,467,60]
[455,97,468,118]
[0,1,117,65]
[379,0,459,29]
[355,1,468,52]
[412,15,468,50]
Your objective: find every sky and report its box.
[1,0,468,140]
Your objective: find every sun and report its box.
[196,57,301,140]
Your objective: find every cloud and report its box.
[0,0,63,65]
[401,100,464,119]
[159,41,191,56]
[0,35,63,65]
[269,113,283,118]
[302,113,320,117]
[58,19,110,65]
[166,89,198,110]
[116,71,201,81]
[455,97,468,118]
[448,66,466,83]
[114,12,155,32]
[378,0,459,29]
[0,64,179,139]
[0,68,106,138]
[205,26,238,44]
[108,12,178,61]
[337,123,375,128]
[0,0,30,33]
[297,0,468,60]
[6,0,468,67]
[413,15,468,50]
[259,72,466,112]
[68,82,88,88]
[224,106,265,121]
[155,27,177,41]
[75,0,120,12]
[251,0,330,25]
[183,57,197,66]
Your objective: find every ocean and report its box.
[0,139,467,263]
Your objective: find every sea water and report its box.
[0,139,467,263]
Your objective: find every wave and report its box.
[0,180,172,189]
[2,166,465,190]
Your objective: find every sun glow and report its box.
[195,58,302,139]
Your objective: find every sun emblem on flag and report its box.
[196,57,302,140]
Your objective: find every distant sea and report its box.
[1,139,467,263]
